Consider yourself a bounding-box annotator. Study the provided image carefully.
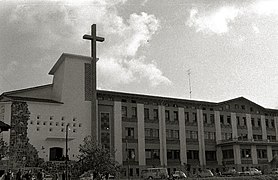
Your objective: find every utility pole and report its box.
[65,124,69,180]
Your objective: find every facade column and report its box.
[197,109,206,167]
[137,104,146,166]
[159,105,167,166]
[1,103,12,146]
[114,101,123,164]
[274,117,278,141]
[214,111,221,143]
[233,144,241,165]
[261,115,267,140]
[251,145,258,164]
[216,147,223,166]
[246,114,253,140]
[231,113,238,139]
[178,107,187,165]
[267,146,273,162]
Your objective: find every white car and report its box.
[172,171,187,179]
[242,168,262,175]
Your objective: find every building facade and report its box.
[1,53,278,178]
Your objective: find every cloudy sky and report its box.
[1,0,278,108]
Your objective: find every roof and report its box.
[97,89,218,106]
[49,53,92,75]
[0,84,62,104]
[2,84,52,96]
[0,95,63,104]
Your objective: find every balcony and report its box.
[217,138,278,146]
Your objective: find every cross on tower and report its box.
[83,24,105,141]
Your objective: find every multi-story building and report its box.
[1,53,278,178]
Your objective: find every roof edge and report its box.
[2,84,53,96]
[49,53,92,75]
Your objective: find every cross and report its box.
[83,24,104,141]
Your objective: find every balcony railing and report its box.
[217,138,278,145]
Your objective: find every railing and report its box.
[217,138,278,145]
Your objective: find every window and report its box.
[165,110,170,121]
[144,108,149,119]
[61,116,65,121]
[49,128,52,132]
[235,104,239,109]
[131,100,136,103]
[203,113,207,124]
[271,119,275,128]
[241,149,251,158]
[61,123,64,126]
[73,117,76,121]
[241,105,245,110]
[266,119,269,128]
[43,122,46,125]
[36,127,40,131]
[50,116,54,120]
[153,109,158,120]
[258,118,261,127]
[37,115,40,119]
[227,116,231,125]
[30,121,33,125]
[210,114,215,124]
[257,149,267,159]
[73,123,76,127]
[127,149,135,159]
[37,121,40,125]
[61,128,64,132]
[132,107,137,118]
[56,122,59,126]
[251,118,255,126]
[225,105,230,109]
[122,106,127,118]
[222,149,234,159]
[250,107,253,112]
[79,123,82,127]
[237,116,240,125]
[174,111,178,121]
[220,115,224,124]
[206,151,216,161]
[192,112,197,122]
[73,129,76,133]
[243,117,246,126]
[125,127,134,138]
[185,112,189,122]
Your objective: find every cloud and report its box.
[98,11,171,87]
[1,0,171,90]
[187,6,240,34]
[251,0,278,16]
[186,0,278,35]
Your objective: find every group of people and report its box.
[0,169,45,180]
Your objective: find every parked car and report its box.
[222,169,239,176]
[197,169,214,178]
[241,168,262,175]
[141,168,169,179]
[271,168,278,174]
[171,171,187,179]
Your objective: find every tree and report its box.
[0,138,8,160]
[77,136,121,179]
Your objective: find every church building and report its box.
[1,53,278,178]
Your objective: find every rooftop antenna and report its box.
[188,69,192,99]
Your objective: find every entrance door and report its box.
[49,147,63,161]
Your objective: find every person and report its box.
[36,170,44,180]
[16,170,22,180]
[4,169,13,180]
[24,171,32,180]
[62,171,65,180]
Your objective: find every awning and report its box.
[0,121,11,132]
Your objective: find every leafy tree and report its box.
[77,136,121,179]
[0,138,8,160]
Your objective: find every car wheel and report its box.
[148,177,153,180]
